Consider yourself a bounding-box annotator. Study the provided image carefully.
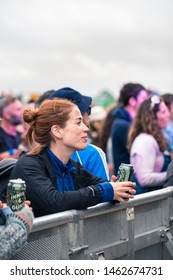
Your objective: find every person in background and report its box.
[49,87,110,180]
[18,99,37,152]
[164,160,173,187]
[10,99,136,217]
[0,97,28,160]
[89,105,107,146]
[128,95,170,194]
[111,82,148,176]
[162,95,173,188]
[35,90,55,108]
[0,200,34,260]
[99,106,117,177]
[161,93,173,156]
[25,98,36,110]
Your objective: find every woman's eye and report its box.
[77,119,83,124]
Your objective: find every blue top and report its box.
[46,148,76,192]
[71,144,110,180]
[46,147,113,202]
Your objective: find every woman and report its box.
[128,95,170,194]
[10,99,136,217]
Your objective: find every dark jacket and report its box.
[0,158,17,202]
[10,149,106,217]
[111,107,132,175]
[163,160,173,188]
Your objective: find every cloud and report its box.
[0,0,172,97]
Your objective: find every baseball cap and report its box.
[49,87,92,115]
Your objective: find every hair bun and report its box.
[23,109,38,124]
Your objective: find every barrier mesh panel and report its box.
[13,224,69,260]
[84,211,126,250]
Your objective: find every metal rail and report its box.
[14,186,173,260]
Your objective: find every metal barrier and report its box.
[13,186,173,260]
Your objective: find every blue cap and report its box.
[49,87,92,114]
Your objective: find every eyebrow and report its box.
[72,116,82,122]
[75,117,83,121]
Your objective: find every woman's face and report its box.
[60,106,89,151]
[156,101,170,129]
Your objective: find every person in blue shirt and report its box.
[48,87,110,180]
[71,144,109,180]
[10,99,136,217]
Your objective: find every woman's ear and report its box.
[51,125,62,139]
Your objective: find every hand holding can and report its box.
[111,163,136,203]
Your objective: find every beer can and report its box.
[7,178,26,212]
[116,163,134,182]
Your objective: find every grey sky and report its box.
[0,0,173,99]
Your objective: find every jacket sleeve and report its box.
[10,155,110,216]
[0,207,34,260]
[0,223,27,260]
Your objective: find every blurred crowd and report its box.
[1,82,173,196]
[1,82,173,259]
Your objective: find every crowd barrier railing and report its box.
[13,186,173,260]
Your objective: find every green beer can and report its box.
[116,163,134,182]
[7,178,26,212]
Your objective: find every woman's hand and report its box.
[110,181,136,203]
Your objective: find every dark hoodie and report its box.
[111,107,132,175]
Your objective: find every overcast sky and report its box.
[0,0,173,99]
